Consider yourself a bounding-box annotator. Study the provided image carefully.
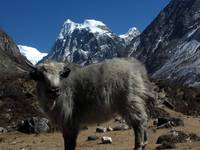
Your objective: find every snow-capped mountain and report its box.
[41,19,125,65]
[130,0,200,88]
[18,45,47,65]
[119,27,140,45]
[58,19,112,39]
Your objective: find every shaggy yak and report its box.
[28,58,155,150]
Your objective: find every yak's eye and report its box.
[60,67,71,78]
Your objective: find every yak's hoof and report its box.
[134,142,148,150]
[134,147,142,150]
[142,141,148,149]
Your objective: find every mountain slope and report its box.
[129,0,200,87]
[0,29,31,73]
[41,19,125,65]
[18,45,47,65]
[0,29,42,127]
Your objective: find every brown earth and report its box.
[1,109,200,150]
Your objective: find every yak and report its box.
[27,58,155,150]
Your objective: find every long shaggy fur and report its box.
[32,58,156,150]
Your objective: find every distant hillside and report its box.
[129,0,200,88]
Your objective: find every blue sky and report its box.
[0,0,170,52]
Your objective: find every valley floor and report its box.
[1,109,200,150]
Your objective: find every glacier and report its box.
[18,45,47,65]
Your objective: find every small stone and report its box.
[0,127,7,133]
[101,136,112,144]
[96,127,107,133]
[107,126,113,132]
[87,135,99,141]
[113,124,129,131]
[5,113,11,121]
[115,117,122,122]
[10,141,17,145]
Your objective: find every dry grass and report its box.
[1,109,200,150]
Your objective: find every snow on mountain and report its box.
[152,26,200,87]
[18,45,47,65]
[119,27,140,45]
[58,19,112,40]
[42,19,125,65]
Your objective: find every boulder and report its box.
[156,130,200,144]
[87,135,99,141]
[17,117,50,134]
[155,117,184,129]
[157,130,186,144]
[156,142,176,149]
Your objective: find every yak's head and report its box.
[27,61,71,89]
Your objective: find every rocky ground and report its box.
[1,108,200,150]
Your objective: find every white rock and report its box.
[101,136,112,144]
[0,127,7,133]
[96,127,107,133]
[113,124,130,131]
[107,126,113,132]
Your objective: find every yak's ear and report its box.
[60,67,71,78]
[29,69,41,81]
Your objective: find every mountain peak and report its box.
[42,18,125,65]
[119,27,140,45]
[83,19,106,27]
[119,27,140,39]
[65,19,74,24]
[58,19,111,39]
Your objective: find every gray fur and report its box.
[32,58,155,150]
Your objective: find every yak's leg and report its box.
[143,128,148,148]
[122,97,148,150]
[133,121,148,150]
[63,127,79,150]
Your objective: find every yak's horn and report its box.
[25,60,36,70]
